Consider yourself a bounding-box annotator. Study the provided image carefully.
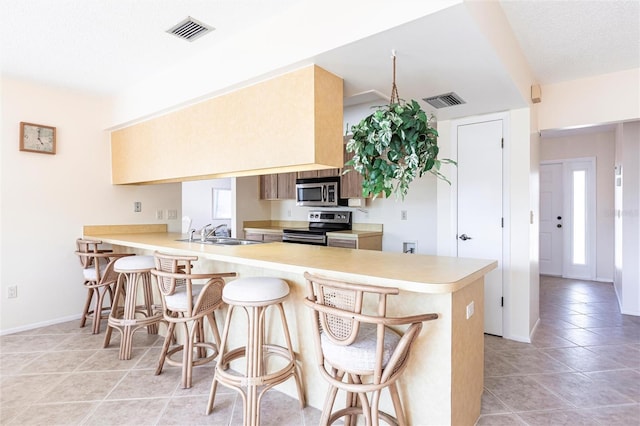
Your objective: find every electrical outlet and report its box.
[8,286,17,298]
[134,201,142,213]
[155,209,164,220]
[401,210,408,220]
[287,209,292,218]
[167,209,178,220]
[466,301,475,319]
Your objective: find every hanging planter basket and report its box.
[345,54,455,200]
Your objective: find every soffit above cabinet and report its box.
[111,65,343,185]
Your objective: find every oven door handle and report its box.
[322,185,327,202]
[283,233,326,244]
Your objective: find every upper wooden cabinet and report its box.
[277,172,296,199]
[297,168,340,179]
[259,140,366,200]
[259,175,278,200]
[341,137,365,199]
[110,65,343,185]
[260,172,296,200]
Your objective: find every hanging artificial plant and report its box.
[345,53,455,200]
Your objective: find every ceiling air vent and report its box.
[422,92,466,109]
[166,17,214,42]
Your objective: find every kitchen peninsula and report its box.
[84,225,496,426]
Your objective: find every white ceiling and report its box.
[1,0,639,122]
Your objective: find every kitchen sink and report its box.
[176,237,262,246]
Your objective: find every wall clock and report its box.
[20,122,56,155]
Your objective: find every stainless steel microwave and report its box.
[295,177,346,207]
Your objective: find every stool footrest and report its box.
[216,344,297,388]
[163,342,219,369]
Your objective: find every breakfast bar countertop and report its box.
[83,224,496,425]
[83,230,496,295]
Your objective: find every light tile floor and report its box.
[1,276,639,425]
[0,322,320,425]
[478,275,640,425]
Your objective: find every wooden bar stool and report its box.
[303,272,439,426]
[103,255,163,360]
[75,238,133,334]
[151,252,236,389]
[206,277,305,425]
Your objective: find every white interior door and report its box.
[457,119,504,336]
[539,163,564,275]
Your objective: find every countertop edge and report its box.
[86,232,497,295]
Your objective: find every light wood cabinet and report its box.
[259,173,296,200]
[110,65,343,185]
[327,233,382,251]
[327,238,357,249]
[263,233,283,242]
[245,232,265,242]
[244,231,283,242]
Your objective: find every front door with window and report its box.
[539,158,596,280]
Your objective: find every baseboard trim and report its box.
[502,333,532,344]
[529,317,541,341]
[0,314,81,336]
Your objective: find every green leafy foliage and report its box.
[345,99,456,199]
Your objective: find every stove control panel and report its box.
[307,210,351,224]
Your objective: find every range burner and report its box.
[282,210,352,246]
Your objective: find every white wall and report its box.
[529,122,541,334]
[0,76,181,333]
[615,121,640,315]
[540,130,616,282]
[614,125,624,301]
[539,68,640,131]
[502,108,536,341]
[182,178,232,236]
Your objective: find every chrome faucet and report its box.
[195,224,229,241]
[206,224,229,239]
[198,224,212,242]
[188,226,209,242]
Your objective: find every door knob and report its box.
[557,216,562,220]
[459,234,472,241]
[557,224,562,228]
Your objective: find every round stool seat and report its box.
[114,255,155,272]
[223,277,289,304]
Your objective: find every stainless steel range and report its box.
[282,210,352,246]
